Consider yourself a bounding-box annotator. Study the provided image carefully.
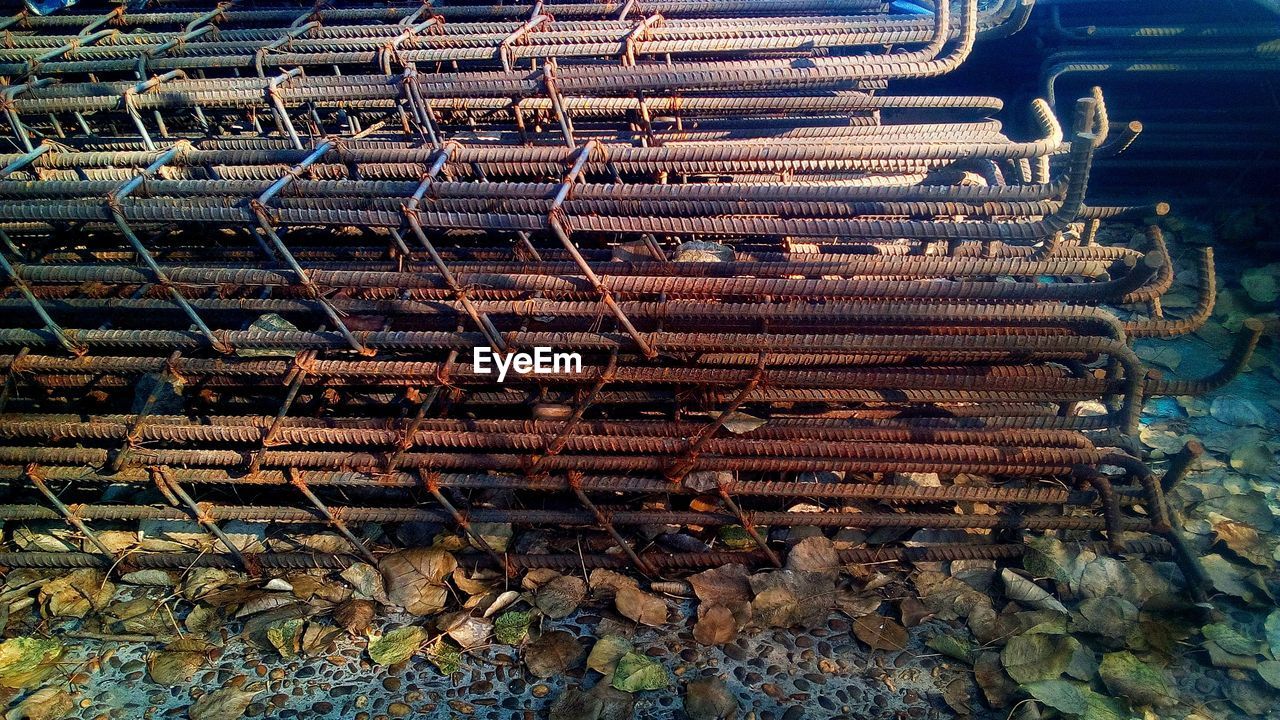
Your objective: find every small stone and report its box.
[388,702,411,718]
[532,684,550,698]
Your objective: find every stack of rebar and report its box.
[0,0,1258,585]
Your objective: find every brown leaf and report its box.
[188,686,258,720]
[615,586,667,627]
[379,548,457,616]
[897,597,934,628]
[852,615,908,651]
[525,630,584,679]
[4,687,74,720]
[1210,513,1276,569]
[692,605,737,646]
[39,569,114,618]
[687,564,751,611]
[535,574,587,620]
[148,639,214,684]
[785,536,840,581]
[333,599,376,635]
[684,676,739,720]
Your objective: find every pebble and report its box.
[387,702,411,718]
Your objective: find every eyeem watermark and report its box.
[473,346,583,382]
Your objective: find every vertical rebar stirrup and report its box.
[286,468,380,565]
[248,350,316,474]
[421,470,512,574]
[27,464,120,561]
[150,466,251,572]
[404,144,507,354]
[250,140,373,355]
[108,142,231,353]
[549,142,657,359]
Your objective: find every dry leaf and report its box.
[39,569,114,618]
[535,574,587,620]
[693,605,737,646]
[4,687,74,720]
[333,598,376,635]
[148,638,213,684]
[852,615,908,652]
[586,635,633,675]
[525,630,584,678]
[684,676,738,720]
[379,548,457,615]
[615,586,667,627]
[188,686,259,720]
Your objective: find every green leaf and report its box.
[717,525,755,550]
[425,637,463,675]
[0,637,66,689]
[1203,623,1260,655]
[611,651,669,693]
[587,635,633,676]
[1098,651,1176,708]
[1024,536,1073,584]
[1265,610,1280,658]
[1001,632,1081,684]
[266,618,304,659]
[494,610,533,645]
[1081,690,1128,720]
[367,626,426,666]
[1025,680,1088,715]
[926,634,975,665]
[1257,661,1280,690]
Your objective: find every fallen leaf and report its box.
[482,590,519,618]
[548,685,602,720]
[39,569,114,618]
[148,638,213,684]
[749,570,833,628]
[1025,679,1088,715]
[266,618,304,659]
[440,612,492,649]
[368,626,426,666]
[587,569,639,600]
[340,562,390,604]
[1210,396,1267,427]
[693,605,737,646]
[0,637,65,690]
[1071,597,1138,643]
[587,635,633,675]
[1001,569,1067,613]
[973,651,1017,708]
[611,651,668,693]
[469,522,513,552]
[333,598,376,635]
[852,615,908,652]
[379,547,457,615]
[926,634,974,664]
[494,610,533,645]
[1001,631,1082,683]
[785,536,840,581]
[525,630,583,678]
[424,637,463,675]
[721,412,766,434]
[615,586,667,627]
[1098,651,1176,707]
[1202,554,1269,603]
[683,676,738,720]
[1209,512,1276,568]
[1203,622,1259,655]
[1265,609,1280,657]
[536,574,587,620]
[1257,661,1280,690]
[188,686,258,720]
[4,686,74,720]
[1230,444,1275,478]
[687,564,751,610]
